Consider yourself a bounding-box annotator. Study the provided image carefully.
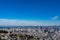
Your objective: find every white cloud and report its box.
[0,19,40,26]
[52,16,58,20]
[0,19,60,26]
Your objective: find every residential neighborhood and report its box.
[0,26,60,40]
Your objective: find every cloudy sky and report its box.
[0,0,60,26]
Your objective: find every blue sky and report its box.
[0,0,60,26]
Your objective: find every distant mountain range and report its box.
[0,26,60,29]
